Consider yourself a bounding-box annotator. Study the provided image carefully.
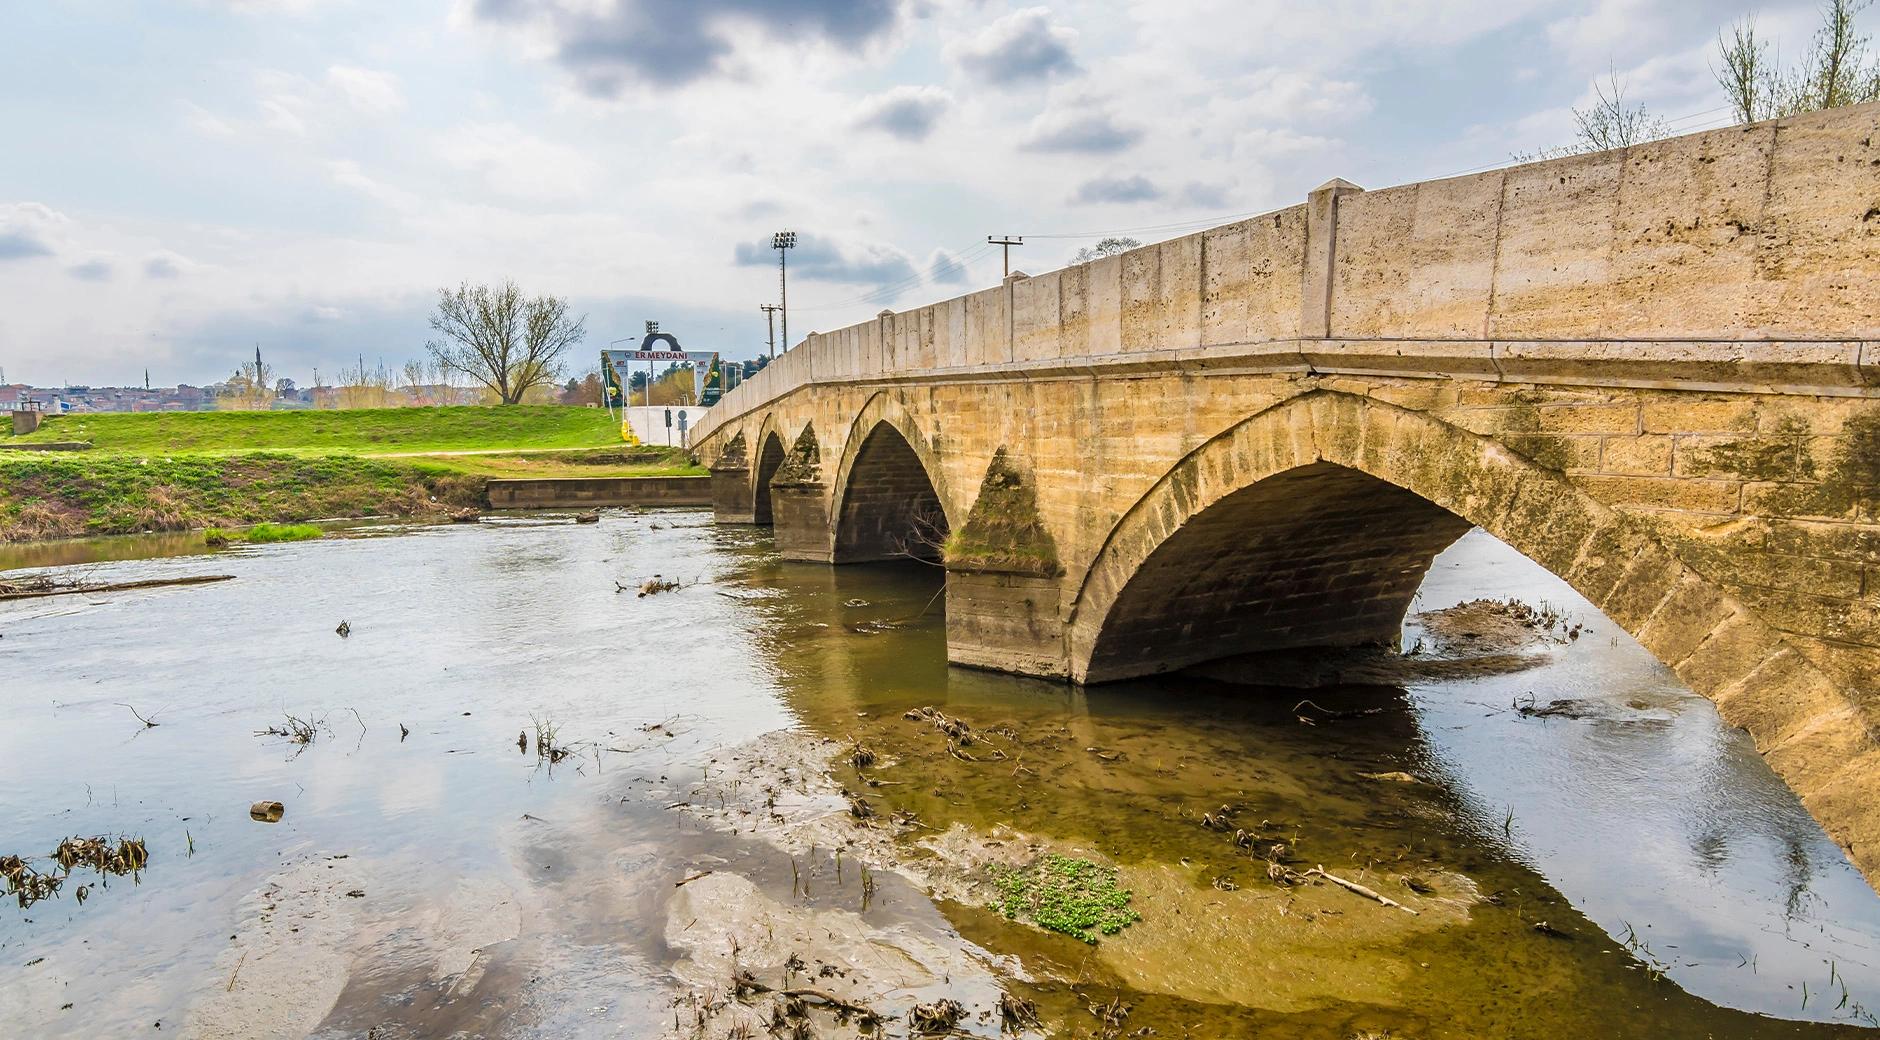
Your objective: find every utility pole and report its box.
[772,231,795,351]
[989,235,1023,279]
[644,320,662,409]
[759,304,780,358]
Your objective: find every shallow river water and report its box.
[1,509,1877,1038]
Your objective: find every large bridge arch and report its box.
[829,393,955,564]
[1068,390,1880,875]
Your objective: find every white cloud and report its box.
[327,65,405,114]
[182,102,238,137]
[3,0,1828,384]
[432,123,602,203]
[947,7,1080,85]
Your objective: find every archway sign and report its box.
[601,331,722,419]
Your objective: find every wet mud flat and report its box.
[665,593,1878,1039]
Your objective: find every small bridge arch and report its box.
[749,413,789,525]
[829,393,954,564]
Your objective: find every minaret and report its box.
[144,368,150,390]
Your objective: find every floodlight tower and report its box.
[772,231,796,352]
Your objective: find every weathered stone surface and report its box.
[690,103,1880,889]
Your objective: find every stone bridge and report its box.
[692,104,1880,881]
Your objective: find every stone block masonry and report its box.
[686,102,1880,888]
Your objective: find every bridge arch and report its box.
[829,392,954,563]
[1069,390,1876,865]
[749,413,789,526]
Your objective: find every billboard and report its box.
[602,331,721,411]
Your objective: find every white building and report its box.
[617,405,706,448]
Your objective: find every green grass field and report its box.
[0,406,706,542]
[5,405,623,455]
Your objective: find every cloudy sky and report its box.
[0,0,1835,387]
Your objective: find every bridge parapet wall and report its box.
[696,102,1879,456]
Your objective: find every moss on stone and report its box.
[945,448,1062,577]
[715,430,748,470]
[1688,414,1815,481]
[1502,433,1574,473]
[1734,413,1879,519]
[773,425,822,486]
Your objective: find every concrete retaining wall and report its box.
[485,476,711,509]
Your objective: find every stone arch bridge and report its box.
[692,104,1880,882]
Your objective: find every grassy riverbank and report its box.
[0,407,705,541]
[0,452,486,541]
[5,405,623,454]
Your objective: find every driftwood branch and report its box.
[1308,865,1419,915]
[0,574,233,601]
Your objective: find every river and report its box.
[0,510,1876,1038]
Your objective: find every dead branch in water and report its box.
[1292,699,1386,725]
[0,574,233,601]
[116,703,160,728]
[1307,865,1420,915]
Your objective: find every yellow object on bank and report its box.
[620,420,640,445]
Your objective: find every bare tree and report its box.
[1071,237,1142,264]
[1716,18,1780,123]
[1514,71,1670,161]
[223,354,275,411]
[425,281,586,405]
[1805,0,1880,108]
[1715,1,1880,123]
[335,355,392,409]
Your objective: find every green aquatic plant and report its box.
[243,522,323,543]
[988,853,1139,944]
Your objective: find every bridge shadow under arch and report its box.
[1082,460,1472,681]
[1066,389,1879,879]
[751,428,786,526]
[831,421,949,563]
[823,394,952,565]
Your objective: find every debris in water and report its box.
[1359,771,1421,783]
[909,998,965,1034]
[0,574,234,601]
[1292,699,1385,724]
[399,723,410,741]
[575,511,600,524]
[255,714,321,745]
[449,508,480,523]
[116,703,160,728]
[335,620,351,638]
[4,836,150,909]
[998,992,1040,1031]
[638,576,682,597]
[249,801,285,823]
[1306,865,1419,915]
[1086,995,1133,1033]
[847,741,876,769]
[1512,693,1609,720]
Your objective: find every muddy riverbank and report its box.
[1,514,1877,1037]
